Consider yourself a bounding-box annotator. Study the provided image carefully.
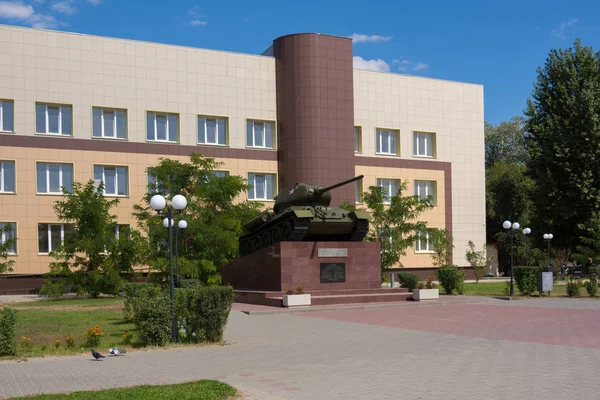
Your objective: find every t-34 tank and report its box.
[238,175,371,257]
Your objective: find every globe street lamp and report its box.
[175,220,187,287]
[523,228,531,266]
[503,220,520,297]
[543,233,553,270]
[151,194,187,343]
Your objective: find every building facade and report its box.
[0,24,485,280]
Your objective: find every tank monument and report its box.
[220,175,412,306]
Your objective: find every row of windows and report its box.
[355,179,437,205]
[354,127,436,158]
[0,100,277,149]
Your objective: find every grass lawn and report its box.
[1,297,135,358]
[15,380,237,399]
[438,281,594,298]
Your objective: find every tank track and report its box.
[348,219,370,242]
[238,216,310,258]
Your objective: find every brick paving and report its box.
[1,297,600,399]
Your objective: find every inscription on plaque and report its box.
[318,248,348,258]
[320,262,346,283]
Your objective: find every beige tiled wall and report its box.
[354,70,486,267]
[0,145,277,275]
[0,25,277,149]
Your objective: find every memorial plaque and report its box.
[320,262,346,283]
[318,248,348,258]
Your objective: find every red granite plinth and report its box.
[221,241,382,292]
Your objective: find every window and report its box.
[38,223,73,254]
[376,128,399,155]
[94,165,128,196]
[246,120,275,148]
[414,132,435,157]
[414,180,437,205]
[0,100,14,132]
[376,178,399,203]
[0,161,15,193]
[93,108,127,139]
[355,179,362,204]
[198,115,227,145]
[354,126,362,153]
[36,163,73,194]
[147,112,178,142]
[416,231,434,252]
[248,173,275,200]
[113,224,129,239]
[36,103,72,135]
[0,222,16,254]
[212,171,229,178]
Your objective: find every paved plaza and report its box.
[1,297,600,399]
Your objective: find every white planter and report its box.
[283,294,311,307]
[413,288,439,301]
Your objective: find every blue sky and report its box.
[0,0,598,125]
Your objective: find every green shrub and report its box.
[585,274,597,297]
[397,272,420,292]
[567,279,581,297]
[133,291,171,347]
[472,265,485,283]
[176,286,235,343]
[0,307,17,356]
[435,265,465,295]
[502,281,511,296]
[514,266,538,296]
[121,282,160,321]
[178,279,203,289]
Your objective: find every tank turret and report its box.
[238,175,371,258]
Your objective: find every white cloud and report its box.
[87,0,102,5]
[187,5,206,27]
[352,56,390,72]
[189,19,207,26]
[0,1,59,29]
[349,33,392,44]
[413,62,429,71]
[51,0,76,15]
[551,18,578,39]
[394,59,429,72]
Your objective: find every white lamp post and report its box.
[523,228,531,266]
[503,220,520,297]
[175,219,187,287]
[543,233,553,270]
[150,193,187,343]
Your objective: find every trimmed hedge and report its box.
[514,266,538,296]
[121,282,160,321]
[435,265,465,295]
[397,272,419,292]
[133,290,171,346]
[0,307,17,356]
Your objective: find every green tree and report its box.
[40,180,146,298]
[429,228,454,268]
[134,153,262,284]
[525,38,600,249]
[0,224,16,275]
[360,181,434,270]
[485,116,529,169]
[465,240,486,283]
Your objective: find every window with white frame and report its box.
[376,128,399,155]
[413,132,435,157]
[147,112,178,142]
[0,161,15,193]
[198,116,227,145]
[354,126,362,153]
[355,179,362,203]
[0,222,16,254]
[212,171,229,178]
[94,165,128,196]
[376,178,399,203]
[38,223,74,254]
[93,108,127,139]
[246,120,274,148]
[0,100,14,132]
[414,180,437,205]
[113,224,129,239]
[36,103,72,135]
[36,163,73,194]
[416,230,434,252]
[248,173,275,200]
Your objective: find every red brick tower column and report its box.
[273,34,356,206]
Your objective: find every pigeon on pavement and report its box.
[109,348,127,356]
[91,349,105,360]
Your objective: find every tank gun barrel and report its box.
[314,175,364,195]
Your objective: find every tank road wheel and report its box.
[282,221,293,241]
[253,235,262,251]
[271,226,282,244]
[261,231,271,247]
[246,240,255,255]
